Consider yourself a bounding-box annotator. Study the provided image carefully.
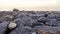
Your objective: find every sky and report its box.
[0,0,59,11]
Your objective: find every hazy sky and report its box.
[0,0,59,11]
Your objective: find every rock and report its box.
[0,11,60,34]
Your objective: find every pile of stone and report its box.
[0,11,60,34]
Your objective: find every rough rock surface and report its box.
[0,11,60,34]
